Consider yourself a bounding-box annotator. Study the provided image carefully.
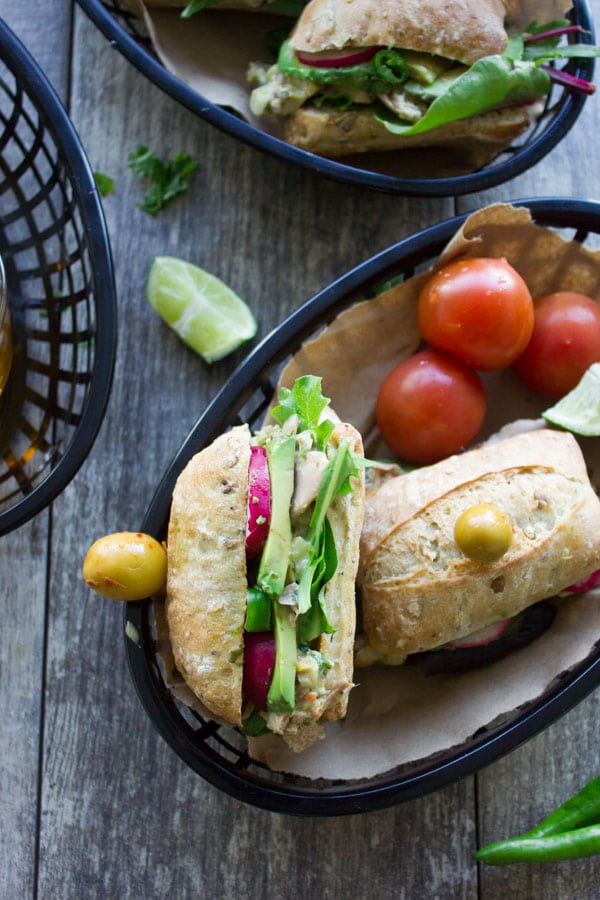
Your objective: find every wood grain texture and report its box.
[0,3,72,898]
[0,0,599,896]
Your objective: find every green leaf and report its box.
[270,375,334,450]
[128,146,198,215]
[376,56,551,137]
[296,443,360,640]
[181,0,220,17]
[94,171,114,197]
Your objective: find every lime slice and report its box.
[542,363,600,436]
[146,256,257,363]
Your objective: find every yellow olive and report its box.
[82,531,167,601]
[454,503,513,563]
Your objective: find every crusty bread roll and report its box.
[291,0,508,67]
[358,430,600,662]
[166,417,365,744]
[284,103,541,159]
[167,425,250,725]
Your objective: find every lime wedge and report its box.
[146,256,257,363]
[542,363,600,436]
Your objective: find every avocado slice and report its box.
[257,433,295,598]
[267,600,297,715]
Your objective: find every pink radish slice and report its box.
[246,445,271,558]
[296,46,380,68]
[446,619,511,649]
[563,568,600,594]
[243,632,276,710]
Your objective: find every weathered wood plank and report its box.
[0,2,73,898]
[459,1,600,890]
[33,6,477,898]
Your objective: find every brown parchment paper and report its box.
[119,0,575,174]
[240,202,600,778]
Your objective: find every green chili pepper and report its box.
[524,775,600,837]
[476,774,600,866]
[475,824,600,865]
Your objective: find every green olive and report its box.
[454,503,513,563]
[82,531,167,601]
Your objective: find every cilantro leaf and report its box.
[94,172,114,197]
[128,146,198,215]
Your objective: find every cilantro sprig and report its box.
[128,146,197,215]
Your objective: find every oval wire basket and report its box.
[0,20,117,535]
[125,197,600,816]
[77,0,596,196]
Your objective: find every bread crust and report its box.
[166,425,251,725]
[283,103,540,158]
[290,0,508,66]
[359,430,600,660]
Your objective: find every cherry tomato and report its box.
[376,349,486,464]
[513,291,600,399]
[418,257,534,371]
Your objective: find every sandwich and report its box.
[248,0,599,158]
[165,376,365,751]
[356,429,600,667]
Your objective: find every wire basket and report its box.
[78,0,596,196]
[125,197,600,816]
[0,20,117,536]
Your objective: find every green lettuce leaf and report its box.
[270,374,334,450]
[376,56,551,137]
[296,442,361,640]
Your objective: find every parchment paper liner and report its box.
[151,202,600,781]
[119,0,575,177]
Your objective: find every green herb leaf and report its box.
[94,172,114,197]
[181,0,220,18]
[128,146,198,215]
[270,375,334,450]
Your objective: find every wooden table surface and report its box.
[1,2,599,897]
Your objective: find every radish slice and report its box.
[243,632,276,710]
[296,46,380,68]
[246,445,271,558]
[446,619,511,649]
[562,568,600,594]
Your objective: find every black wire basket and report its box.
[78,0,596,196]
[125,197,600,816]
[0,20,117,536]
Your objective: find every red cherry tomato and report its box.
[418,257,534,371]
[243,632,276,710]
[376,349,486,465]
[513,291,600,399]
